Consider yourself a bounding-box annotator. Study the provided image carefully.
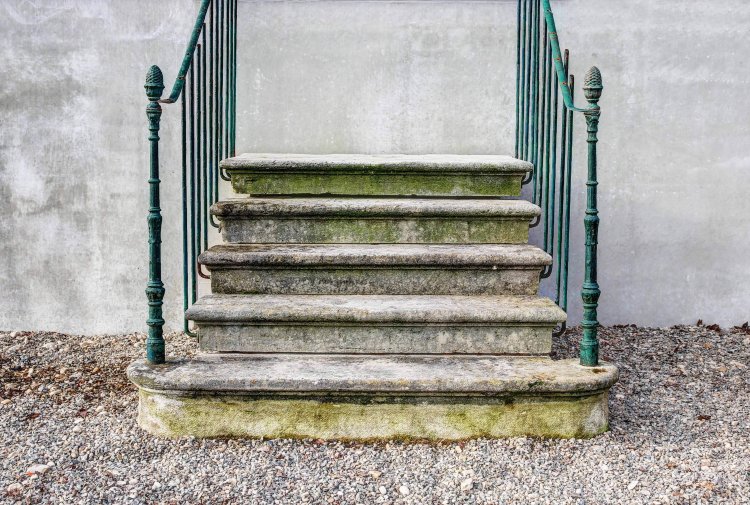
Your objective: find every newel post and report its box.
[145,65,166,364]
[580,66,603,367]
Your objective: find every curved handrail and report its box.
[160,0,212,104]
[541,0,588,113]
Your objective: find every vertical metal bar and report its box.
[181,86,192,336]
[223,0,230,159]
[561,73,574,312]
[217,0,224,165]
[144,66,165,364]
[208,2,215,207]
[522,0,532,161]
[536,23,548,208]
[542,34,553,253]
[519,0,528,161]
[530,0,539,190]
[213,0,221,196]
[547,47,559,288]
[189,61,197,305]
[580,67,603,367]
[515,0,522,158]
[196,45,203,262]
[231,0,238,157]
[555,51,570,306]
[201,35,209,247]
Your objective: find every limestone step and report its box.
[221,154,532,197]
[185,294,566,354]
[213,198,539,244]
[127,354,618,439]
[200,244,550,295]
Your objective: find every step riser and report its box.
[136,389,610,439]
[196,324,553,355]
[221,218,531,244]
[230,173,523,197]
[210,269,541,295]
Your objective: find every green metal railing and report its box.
[144,0,237,364]
[515,0,603,366]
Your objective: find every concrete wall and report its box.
[1,0,748,334]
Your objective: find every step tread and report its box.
[221,153,532,174]
[212,198,540,218]
[128,354,617,395]
[186,294,566,324]
[199,244,552,268]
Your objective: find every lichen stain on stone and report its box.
[137,389,611,440]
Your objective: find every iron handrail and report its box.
[541,0,588,114]
[160,0,213,104]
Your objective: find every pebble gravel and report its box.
[1,324,748,504]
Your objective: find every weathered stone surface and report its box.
[221,154,534,173]
[213,198,539,244]
[200,244,550,295]
[127,355,617,439]
[222,154,532,196]
[186,294,566,354]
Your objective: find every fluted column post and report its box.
[580,66,603,367]
[145,65,166,364]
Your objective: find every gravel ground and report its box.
[1,324,748,504]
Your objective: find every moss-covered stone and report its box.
[136,389,609,440]
[222,218,531,244]
[230,172,523,197]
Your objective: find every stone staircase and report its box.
[128,153,618,439]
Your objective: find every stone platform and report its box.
[128,355,618,440]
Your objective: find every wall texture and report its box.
[1,0,748,334]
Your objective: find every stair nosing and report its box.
[128,355,616,395]
[212,198,541,219]
[198,244,552,268]
[220,153,532,175]
[186,294,567,325]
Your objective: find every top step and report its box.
[221,154,532,197]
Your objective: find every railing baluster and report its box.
[144,66,166,365]
[554,51,569,307]
[547,42,558,272]
[217,0,224,168]
[580,68,603,367]
[208,3,220,227]
[530,0,539,195]
[232,0,238,156]
[561,74,574,312]
[542,35,552,254]
[224,0,231,159]
[201,35,209,247]
[515,0,522,158]
[189,61,197,305]
[181,86,193,336]
[196,45,203,264]
[537,22,548,211]
[522,0,532,161]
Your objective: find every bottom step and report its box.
[128,354,618,440]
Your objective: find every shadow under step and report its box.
[199,243,551,295]
[221,153,532,197]
[185,294,566,355]
[213,198,540,244]
[127,354,617,439]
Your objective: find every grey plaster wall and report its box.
[1,0,748,333]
